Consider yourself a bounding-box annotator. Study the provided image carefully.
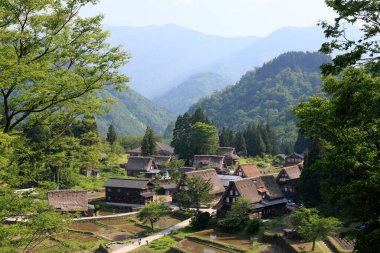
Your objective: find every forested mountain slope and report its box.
[96,89,176,136]
[189,51,331,146]
[153,72,232,114]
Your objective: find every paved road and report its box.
[111,218,191,253]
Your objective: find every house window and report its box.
[107,188,112,192]
[284,186,288,192]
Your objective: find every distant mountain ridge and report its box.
[107,24,260,98]
[153,72,232,114]
[189,51,331,146]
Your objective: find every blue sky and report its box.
[80,0,336,37]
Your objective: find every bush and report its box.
[245,218,261,235]
[218,216,247,232]
[191,212,211,230]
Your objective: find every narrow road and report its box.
[111,218,191,253]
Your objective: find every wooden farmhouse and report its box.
[233,164,261,178]
[48,190,94,216]
[173,169,225,204]
[123,156,160,178]
[276,165,302,200]
[216,175,287,218]
[284,153,304,167]
[104,178,154,206]
[217,147,239,167]
[192,155,229,174]
[128,142,174,157]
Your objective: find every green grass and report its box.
[131,236,177,253]
[238,155,283,175]
[171,226,198,239]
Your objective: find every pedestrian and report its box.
[146,240,149,245]
[138,239,141,246]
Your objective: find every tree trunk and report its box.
[150,219,154,231]
[312,239,315,251]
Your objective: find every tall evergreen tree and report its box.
[219,126,234,147]
[191,107,208,124]
[141,127,156,156]
[234,132,247,156]
[171,113,192,162]
[106,124,117,146]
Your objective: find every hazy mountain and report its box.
[106,24,260,98]
[206,26,327,81]
[153,72,232,114]
[96,89,176,136]
[189,51,331,146]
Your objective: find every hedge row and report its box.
[262,232,298,253]
[186,235,246,253]
[170,245,191,253]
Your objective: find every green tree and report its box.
[0,0,128,134]
[218,197,251,232]
[178,175,214,214]
[190,122,219,155]
[161,159,185,184]
[137,202,172,231]
[319,0,380,74]
[106,124,117,146]
[294,68,380,251]
[291,207,340,251]
[141,127,156,156]
[191,107,209,124]
[171,113,192,163]
[0,190,72,252]
[234,132,247,156]
[219,126,234,147]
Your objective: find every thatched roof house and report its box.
[173,169,225,203]
[153,156,171,168]
[123,156,159,177]
[276,165,302,199]
[179,167,196,175]
[129,142,174,156]
[48,190,88,212]
[216,175,287,218]
[233,164,260,178]
[193,155,229,174]
[217,147,240,166]
[284,153,304,167]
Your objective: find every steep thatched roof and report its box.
[179,167,196,175]
[125,156,156,172]
[48,190,88,212]
[193,155,226,170]
[217,147,240,159]
[128,142,174,155]
[253,175,284,200]
[153,156,171,166]
[185,169,225,195]
[286,153,304,159]
[234,178,262,203]
[281,165,301,180]
[104,178,154,189]
[234,164,260,178]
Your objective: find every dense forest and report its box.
[189,51,331,148]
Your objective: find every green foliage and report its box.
[141,127,157,156]
[245,218,262,235]
[171,113,192,163]
[117,135,143,152]
[0,189,72,252]
[190,122,219,155]
[191,211,211,230]
[291,207,340,251]
[189,52,331,148]
[294,67,380,251]
[177,175,214,213]
[137,203,172,231]
[106,124,117,146]
[319,0,380,75]
[218,197,251,232]
[161,159,185,184]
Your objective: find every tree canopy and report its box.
[137,202,171,231]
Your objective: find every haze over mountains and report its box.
[98,24,331,135]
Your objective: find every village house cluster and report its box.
[47,142,303,219]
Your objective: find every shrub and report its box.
[245,218,262,235]
[191,212,211,230]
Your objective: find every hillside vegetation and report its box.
[97,89,176,136]
[189,51,331,146]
